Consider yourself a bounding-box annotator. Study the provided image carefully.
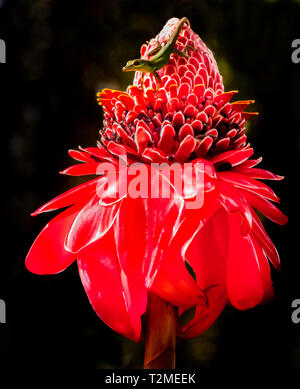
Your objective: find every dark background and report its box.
[1,0,299,369]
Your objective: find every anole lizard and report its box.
[122,17,197,90]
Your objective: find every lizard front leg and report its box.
[151,70,162,92]
[183,44,200,57]
[140,72,145,89]
[173,46,204,59]
[138,70,161,91]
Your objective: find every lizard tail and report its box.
[182,17,190,28]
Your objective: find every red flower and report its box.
[26,18,287,342]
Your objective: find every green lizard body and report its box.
[122,17,194,90]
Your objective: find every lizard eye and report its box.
[132,60,140,66]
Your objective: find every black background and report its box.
[1,0,299,369]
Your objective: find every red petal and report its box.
[214,137,230,153]
[114,197,148,316]
[32,177,103,216]
[240,189,288,225]
[178,82,191,99]
[148,172,218,308]
[193,84,205,97]
[26,205,78,274]
[210,148,254,167]
[135,125,152,154]
[115,125,138,151]
[227,212,264,310]
[126,110,138,124]
[191,119,203,132]
[251,210,281,270]
[227,129,238,138]
[142,173,185,287]
[195,136,213,157]
[157,123,176,155]
[218,171,280,203]
[238,157,263,169]
[150,235,205,308]
[68,149,90,162]
[142,148,169,163]
[232,166,284,181]
[81,147,119,164]
[172,111,185,129]
[77,230,142,342]
[174,135,196,163]
[205,129,218,138]
[178,123,194,141]
[185,208,228,289]
[251,235,274,303]
[107,141,137,158]
[233,134,247,148]
[60,162,98,176]
[241,112,259,120]
[65,196,120,253]
[187,93,198,106]
[168,97,180,112]
[118,93,135,110]
[230,100,255,112]
[214,90,238,105]
[204,104,216,117]
[216,180,253,235]
[179,292,227,338]
[179,208,229,338]
[196,111,208,124]
[199,67,208,87]
[183,104,197,118]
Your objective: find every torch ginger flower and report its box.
[26,18,287,355]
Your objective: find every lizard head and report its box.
[122,59,150,72]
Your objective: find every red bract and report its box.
[26,18,287,342]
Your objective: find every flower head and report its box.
[98,18,252,164]
[26,18,287,342]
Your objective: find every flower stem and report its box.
[143,293,176,369]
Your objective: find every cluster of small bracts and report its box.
[97,18,258,166]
